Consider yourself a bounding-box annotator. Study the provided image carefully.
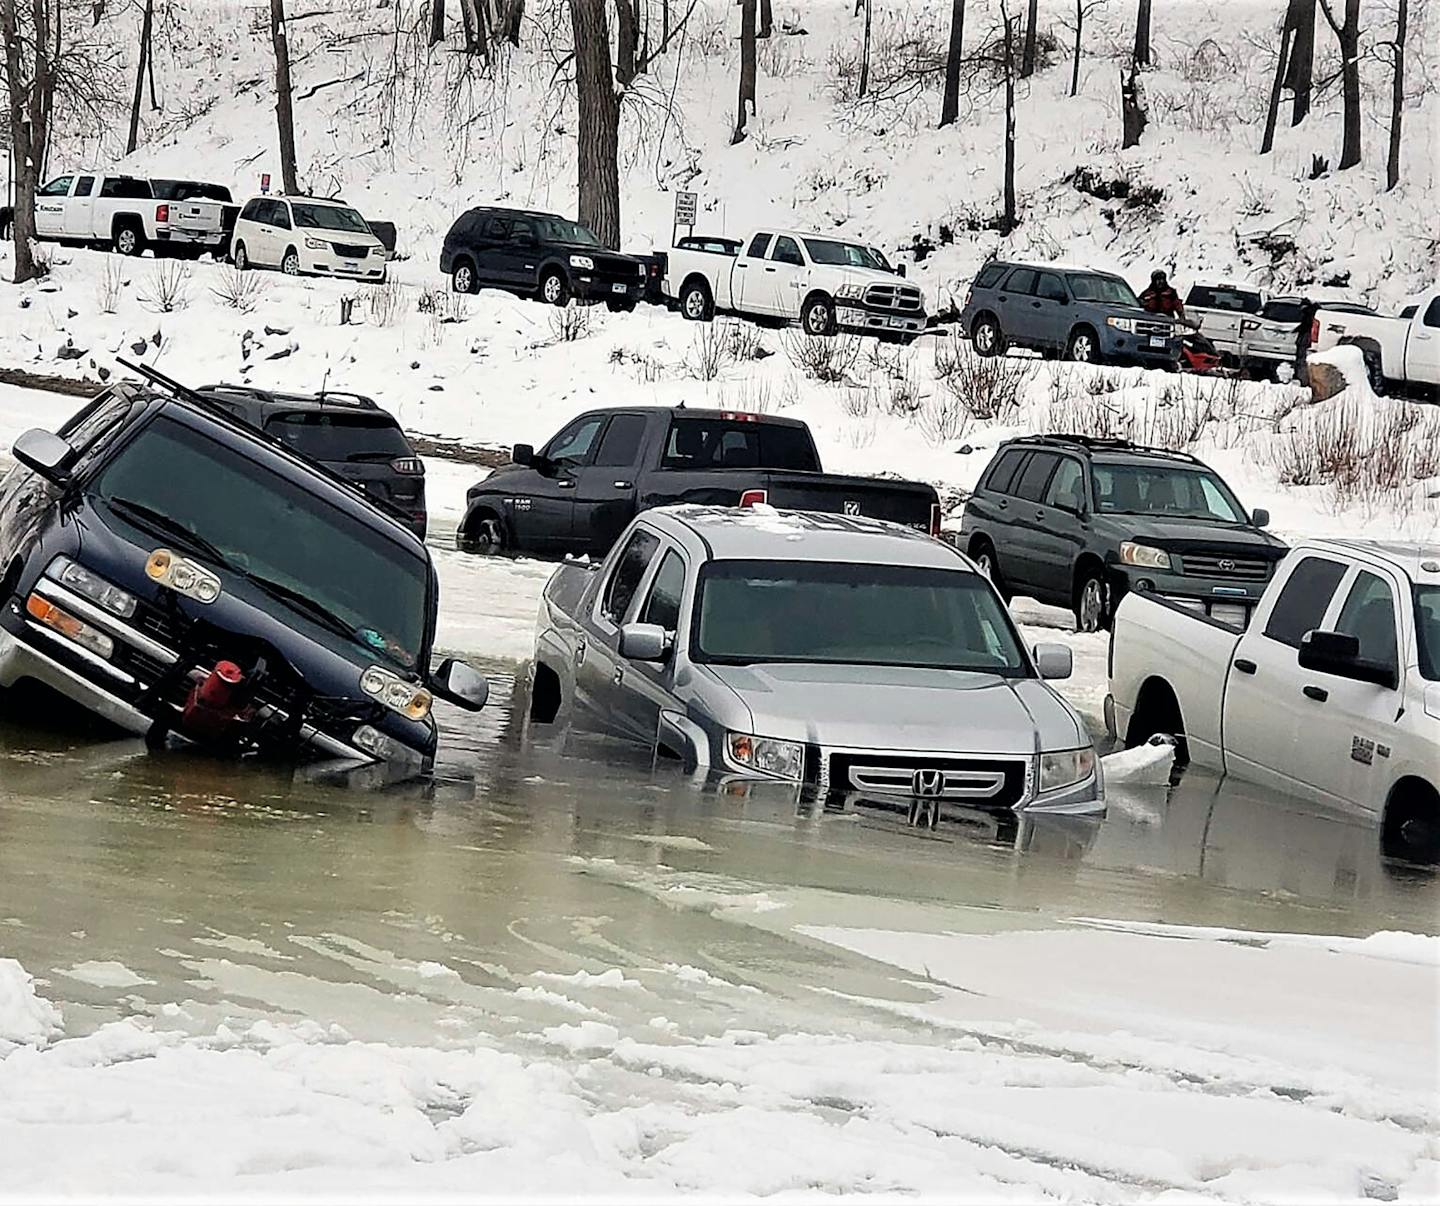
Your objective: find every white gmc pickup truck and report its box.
[34,171,235,257]
[664,229,927,341]
[1311,285,1440,398]
[1107,540,1439,856]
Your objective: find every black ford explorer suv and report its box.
[198,384,427,539]
[0,371,487,773]
[441,206,645,310]
[459,406,942,558]
[959,435,1286,631]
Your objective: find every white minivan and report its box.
[231,194,386,281]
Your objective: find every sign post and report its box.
[672,190,697,246]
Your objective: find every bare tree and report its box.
[615,0,638,84]
[571,0,620,246]
[759,0,771,37]
[1120,59,1147,146]
[939,0,967,125]
[1384,0,1407,190]
[1285,0,1315,123]
[1132,0,1150,65]
[1,0,49,282]
[858,0,873,96]
[270,0,299,193]
[733,0,756,142]
[497,0,522,44]
[125,0,154,153]
[429,0,444,46]
[1019,0,1037,77]
[1261,4,1296,154]
[1319,0,1361,169]
[999,0,1018,233]
[1061,0,1105,96]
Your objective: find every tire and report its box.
[1125,679,1189,766]
[1074,565,1111,633]
[232,241,250,271]
[113,223,144,257]
[679,278,714,321]
[972,314,1004,357]
[971,540,1011,602]
[452,259,478,295]
[1382,780,1440,864]
[801,294,836,337]
[281,248,302,276]
[458,511,507,556]
[1360,348,1387,396]
[1066,326,1101,364]
[539,269,569,307]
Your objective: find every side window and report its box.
[771,236,804,266]
[602,530,661,625]
[640,550,686,632]
[984,449,1026,495]
[1013,452,1059,502]
[74,176,96,198]
[510,216,536,242]
[272,203,292,231]
[1263,557,1348,648]
[240,199,264,222]
[1334,571,1398,670]
[1002,268,1037,294]
[746,232,773,259]
[1036,272,1067,303]
[481,214,511,240]
[1044,458,1086,511]
[545,415,605,464]
[594,414,649,468]
[974,263,1006,290]
[100,177,150,199]
[39,176,74,197]
[1423,296,1440,329]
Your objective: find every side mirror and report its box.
[619,622,671,662]
[896,264,907,278]
[1297,629,1397,689]
[430,658,490,711]
[12,429,75,483]
[1033,643,1073,681]
[1251,508,1270,528]
[512,443,535,467]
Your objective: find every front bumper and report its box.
[303,253,386,280]
[0,624,152,735]
[1101,332,1181,363]
[835,303,926,336]
[1111,567,1268,624]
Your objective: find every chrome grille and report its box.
[1179,553,1272,581]
[826,752,1029,808]
[863,283,923,312]
[1135,319,1175,338]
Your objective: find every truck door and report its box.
[730,232,772,313]
[1407,295,1440,384]
[63,175,97,239]
[33,175,73,239]
[513,413,606,551]
[572,412,647,555]
[1223,554,1348,800]
[576,526,661,742]
[764,235,809,318]
[605,545,688,748]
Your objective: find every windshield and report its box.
[94,416,428,669]
[1069,273,1142,307]
[152,179,232,203]
[265,412,412,462]
[1417,587,1440,681]
[290,203,371,235]
[694,560,1028,674]
[1092,463,1248,522]
[803,238,891,271]
[537,216,600,246]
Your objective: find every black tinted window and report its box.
[1186,286,1262,313]
[1013,452,1059,502]
[1002,268,1038,294]
[38,176,73,197]
[1264,557,1347,648]
[771,236,804,266]
[100,177,151,199]
[511,216,537,242]
[984,449,1027,495]
[974,263,1006,289]
[603,529,661,624]
[1261,299,1306,324]
[59,392,134,470]
[152,180,231,202]
[480,214,510,239]
[747,233,773,258]
[264,412,412,461]
[75,176,95,197]
[1423,296,1440,328]
[240,199,265,221]
[546,415,605,464]
[1036,272,1066,302]
[662,418,819,472]
[641,550,686,631]
[594,414,649,467]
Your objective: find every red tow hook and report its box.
[181,660,248,740]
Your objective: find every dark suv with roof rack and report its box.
[198,385,426,539]
[959,435,1286,631]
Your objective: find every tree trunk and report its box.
[126,0,153,154]
[270,0,299,194]
[1336,0,1361,169]
[1069,0,1081,95]
[759,0,771,38]
[1285,0,1314,124]
[1020,0,1037,77]
[146,23,158,108]
[2,0,44,282]
[733,0,756,142]
[615,0,638,84]
[939,0,966,126]
[1260,22,1292,154]
[662,0,669,44]
[429,0,444,46]
[858,0,872,96]
[1132,0,1150,65]
[571,0,620,247]
[1001,9,1017,234]
[1386,0,1406,190]
[498,0,521,44]
[92,0,101,24]
[1120,60,1147,147]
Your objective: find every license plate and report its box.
[343,262,359,270]
[888,317,905,328]
[1149,336,1166,348]
[612,283,627,294]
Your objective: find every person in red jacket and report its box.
[1140,270,1187,323]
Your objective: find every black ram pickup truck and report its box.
[457,407,942,557]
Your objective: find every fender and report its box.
[658,708,710,774]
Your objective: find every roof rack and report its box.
[1009,433,1205,465]
[198,382,379,410]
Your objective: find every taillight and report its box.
[391,457,424,475]
[155,204,169,223]
[738,488,768,508]
[929,503,943,538]
[1309,318,1320,346]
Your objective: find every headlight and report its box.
[304,237,328,250]
[1039,746,1096,793]
[836,283,865,300]
[1119,541,1172,570]
[1106,316,1136,333]
[352,724,426,771]
[145,548,222,603]
[727,732,804,780]
[360,664,432,721]
[569,254,594,271]
[48,556,136,617]
[371,245,385,256]
[25,593,114,659]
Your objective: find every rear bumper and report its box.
[574,274,643,303]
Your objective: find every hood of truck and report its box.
[1097,515,1287,554]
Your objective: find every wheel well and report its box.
[284,244,298,260]
[530,661,562,724]
[967,533,994,558]
[1382,776,1440,862]
[802,289,833,313]
[1126,676,1189,764]
[971,310,998,334]
[111,213,142,235]
[680,273,711,297]
[539,262,567,283]
[1072,554,1106,597]
[1068,323,1099,345]
[460,504,502,538]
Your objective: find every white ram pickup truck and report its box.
[664,229,927,341]
[1107,540,1439,856]
[33,171,235,258]
[1311,285,1440,397]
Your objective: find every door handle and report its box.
[998,499,1008,509]
[1303,684,1329,702]
[735,262,748,269]
[1030,301,1041,308]
[612,480,633,489]
[575,640,586,666]
[1035,509,1045,520]
[764,266,776,273]
[612,667,624,686]
[558,479,576,489]
[1233,658,1257,675]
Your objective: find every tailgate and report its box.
[758,472,937,530]
[164,201,224,235]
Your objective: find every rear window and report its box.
[152,180,232,203]
[100,177,152,199]
[662,418,819,472]
[1186,286,1262,313]
[1260,299,1307,324]
[264,412,413,462]
[974,263,1007,290]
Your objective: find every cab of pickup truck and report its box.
[1312,287,1440,397]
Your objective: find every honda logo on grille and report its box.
[1218,559,1237,571]
[912,769,945,797]
[843,500,861,516]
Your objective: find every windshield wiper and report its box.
[104,497,233,567]
[240,571,366,646]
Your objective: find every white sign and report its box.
[674,190,697,226]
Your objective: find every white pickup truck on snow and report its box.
[664,229,927,341]
[33,172,235,258]
[1311,285,1440,397]
[1107,540,1440,856]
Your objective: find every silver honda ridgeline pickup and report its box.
[531,505,1102,815]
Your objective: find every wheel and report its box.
[1361,349,1386,396]
[606,298,636,313]
[1066,326,1101,364]
[679,279,714,321]
[113,224,144,257]
[1382,780,1440,863]
[281,248,302,276]
[972,542,1011,602]
[232,241,249,271]
[1074,567,1111,633]
[539,269,569,306]
[971,314,1004,357]
[452,259,478,295]
[801,294,836,336]
[458,512,507,556]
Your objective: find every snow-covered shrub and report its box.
[95,258,125,314]
[367,279,406,327]
[912,390,974,447]
[933,341,1036,422]
[687,323,729,380]
[209,264,264,313]
[724,319,767,362]
[548,303,594,344]
[1045,390,1127,440]
[139,260,190,313]
[417,288,468,323]
[841,385,877,418]
[780,332,862,384]
[609,345,665,383]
